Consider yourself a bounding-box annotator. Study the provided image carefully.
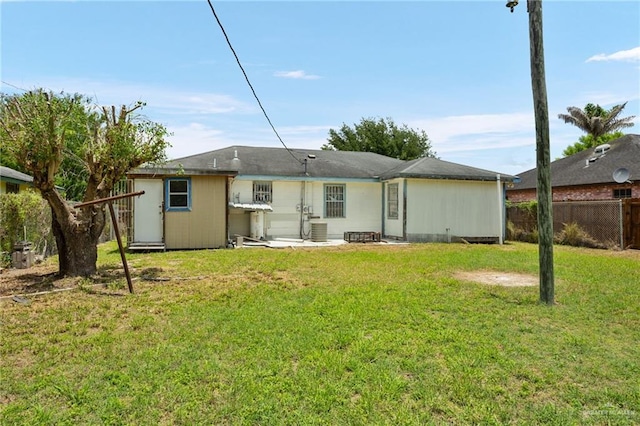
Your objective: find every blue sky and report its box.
[1,1,639,176]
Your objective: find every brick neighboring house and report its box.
[507,134,640,202]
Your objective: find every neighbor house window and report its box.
[166,178,191,211]
[613,188,632,199]
[387,183,399,219]
[5,182,19,194]
[324,184,345,218]
[253,181,272,203]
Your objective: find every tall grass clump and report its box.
[554,222,607,249]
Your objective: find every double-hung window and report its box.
[324,184,345,218]
[166,178,191,211]
[253,181,272,203]
[387,183,399,219]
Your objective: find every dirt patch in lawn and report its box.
[0,264,69,297]
[455,271,538,287]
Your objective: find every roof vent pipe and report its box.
[594,143,611,155]
[231,150,241,171]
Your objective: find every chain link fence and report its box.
[507,200,623,248]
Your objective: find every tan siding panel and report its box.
[165,176,227,249]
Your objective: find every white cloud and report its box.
[409,112,535,146]
[269,125,332,136]
[586,46,640,63]
[274,70,321,80]
[165,123,227,159]
[5,77,253,116]
[171,94,247,115]
[165,122,334,160]
[574,90,640,106]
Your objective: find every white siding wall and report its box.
[308,181,382,238]
[231,179,310,239]
[230,180,254,204]
[230,179,381,239]
[269,181,306,238]
[383,179,404,239]
[405,178,502,242]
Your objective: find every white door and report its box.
[133,179,163,243]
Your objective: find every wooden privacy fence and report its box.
[507,199,630,248]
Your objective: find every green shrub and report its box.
[0,190,52,257]
[512,199,537,215]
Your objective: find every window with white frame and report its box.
[253,181,272,203]
[324,184,345,218]
[388,183,399,219]
[166,178,191,211]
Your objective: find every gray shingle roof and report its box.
[511,134,640,190]
[132,146,515,182]
[132,146,404,179]
[0,166,33,183]
[379,156,516,181]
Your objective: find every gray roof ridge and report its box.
[168,145,385,163]
[412,156,511,177]
[399,157,426,174]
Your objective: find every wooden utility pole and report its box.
[508,0,555,304]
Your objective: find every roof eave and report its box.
[128,167,238,177]
[383,173,517,182]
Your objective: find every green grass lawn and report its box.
[1,242,639,425]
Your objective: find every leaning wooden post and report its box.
[108,202,134,293]
[76,190,144,294]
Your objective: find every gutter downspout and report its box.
[299,180,305,240]
[381,182,386,237]
[496,174,503,245]
[403,179,408,241]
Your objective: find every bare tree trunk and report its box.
[51,213,69,276]
[46,194,106,277]
[528,0,555,305]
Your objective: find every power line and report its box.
[205,0,303,164]
[1,81,28,92]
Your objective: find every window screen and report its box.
[388,183,399,219]
[325,184,345,218]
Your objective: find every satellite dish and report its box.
[613,167,631,183]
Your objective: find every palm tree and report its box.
[558,102,636,140]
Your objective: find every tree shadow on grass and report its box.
[1,263,169,298]
[0,267,62,297]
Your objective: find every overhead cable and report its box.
[205,0,303,164]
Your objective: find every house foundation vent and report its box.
[311,222,328,242]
